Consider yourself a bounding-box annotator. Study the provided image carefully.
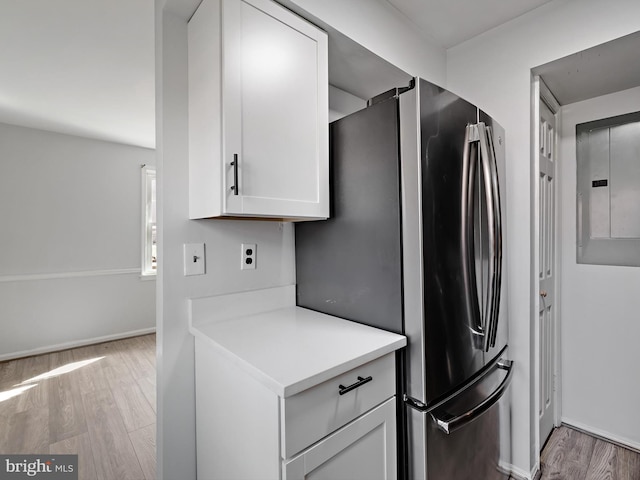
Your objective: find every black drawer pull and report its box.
[338,376,372,395]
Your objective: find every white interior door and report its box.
[538,98,557,445]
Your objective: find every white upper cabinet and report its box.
[188,0,329,220]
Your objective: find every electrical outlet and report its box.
[241,243,256,270]
[184,243,206,276]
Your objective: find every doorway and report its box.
[532,76,561,453]
[530,29,640,473]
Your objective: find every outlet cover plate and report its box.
[241,243,256,270]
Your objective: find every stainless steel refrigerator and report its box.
[295,78,514,480]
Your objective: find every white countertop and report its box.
[189,288,406,397]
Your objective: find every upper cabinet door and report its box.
[188,0,328,220]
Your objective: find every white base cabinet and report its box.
[283,398,397,480]
[194,337,397,480]
[188,0,329,221]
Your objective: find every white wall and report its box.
[446,0,640,476]
[559,85,640,449]
[280,0,446,87]
[0,122,156,359]
[154,0,446,478]
[329,85,366,122]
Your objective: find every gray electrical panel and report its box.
[577,111,640,267]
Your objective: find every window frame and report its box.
[141,165,157,277]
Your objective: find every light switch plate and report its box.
[184,243,205,276]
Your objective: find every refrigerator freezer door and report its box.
[430,358,513,434]
[407,355,512,480]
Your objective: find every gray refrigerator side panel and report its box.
[295,98,404,334]
[417,78,485,405]
[479,110,509,361]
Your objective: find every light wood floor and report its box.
[4,339,639,480]
[541,425,640,480]
[0,334,156,480]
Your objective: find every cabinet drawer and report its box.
[281,353,395,459]
[283,397,397,480]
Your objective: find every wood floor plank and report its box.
[48,372,88,444]
[88,338,128,379]
[0,358,21,390]
[111,382,155,433]
[563,427,597,479]
[6,407,49,454]
[541,427,571,479]
[48,349,88,444]
[101,345,139,392]
[15,352,51,382]
[117,337,155,381]
[82,388,145,480]
[541,425,567,465]
[50,431,98,480]
[138,334,157,366]
[0,412,9,453]
[136,375,156,413]
[616,446,640,480]
[49,349,75,369]
[70,344,111,394]
[0,384,24,420]
[585,439,617,480]
[130,423,156,480]
[14,354,50,412]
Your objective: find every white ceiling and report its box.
[0,0,155,148]
[533,30,640,106]
[386,0,555,48]
[0,0,638,149]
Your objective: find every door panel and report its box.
[538,99,557,444]
[239,0,318,202]
[419,79,484,405]
[222,0,328,217]
[479,111,509,364]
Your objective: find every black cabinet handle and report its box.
[230,154,239,196]
[338,376,372,395]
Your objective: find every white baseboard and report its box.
[562,418,640,453]
[0,327,156,362]
[506,461,538,480]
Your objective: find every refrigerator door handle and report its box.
[463,124,485,341]
[477,123,500,351]
[487,126,503,348]
[430,359,514,435]
[482,125,503,348]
